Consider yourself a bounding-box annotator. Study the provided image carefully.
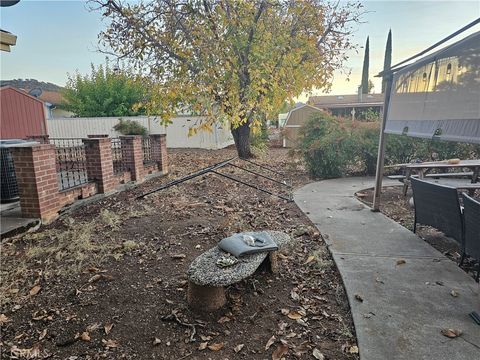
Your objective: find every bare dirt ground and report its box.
[1,148,359,360]
[357,186,479,280]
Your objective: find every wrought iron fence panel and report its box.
[111,138,127,174]
[50,138,89,191]
[142,137,155,165]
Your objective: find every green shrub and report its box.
[299,113,480,179]
[113,118,148,136]
[298,112,359,178]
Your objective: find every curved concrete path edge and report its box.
[294,177,479,360]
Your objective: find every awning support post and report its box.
[372,72,393,211]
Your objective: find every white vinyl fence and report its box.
[47,116,234,149]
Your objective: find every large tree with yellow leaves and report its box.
[93,0,363,158]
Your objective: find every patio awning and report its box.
[385,31,480,144]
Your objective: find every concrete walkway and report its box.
[1,201,38,237]
[294,177,480,360]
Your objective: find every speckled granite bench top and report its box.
[187,231,291,287]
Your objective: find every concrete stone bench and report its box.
[187,231,292,312]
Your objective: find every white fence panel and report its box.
[47,116,233,149]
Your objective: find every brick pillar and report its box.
[26,135,50,144]
[82,137,116,193]
[150,134,168,174]
[10,144,59,222]
[120,136,144,182]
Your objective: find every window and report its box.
[446,63,452,75]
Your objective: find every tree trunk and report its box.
[231,122,252,158]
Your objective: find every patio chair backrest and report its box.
[462,193,480,259]
[411,178,463,245]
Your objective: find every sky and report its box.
[1,0,479,97]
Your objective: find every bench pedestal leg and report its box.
[269,251,279,273]
[187,281,226,312]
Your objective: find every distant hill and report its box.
[0,79,63,92]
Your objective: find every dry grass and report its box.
[100,209,122,229]
[0,217,114,307]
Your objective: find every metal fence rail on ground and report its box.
[111,138,127,174]
[50,138,89,191]
[142,137,155,165]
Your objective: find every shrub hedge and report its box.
[298,112,480,179]
[113,118,148,136]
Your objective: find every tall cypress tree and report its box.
[361,37,369,94]
[382,30,392,93]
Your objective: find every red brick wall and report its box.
[150,134,168,174]
[120,136,144,182]
[11,144,60,222]
[58,182,97,209]
[10,135,167,222]
[83,137,116,193]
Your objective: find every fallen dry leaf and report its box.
[234,344,244,353]
[104,323,113,335]
[280,308,290,316]
[312,348,325,359]
[441,328,462,338]
[207,342,224,351]
[198,342,208,351]
[354,294,364,302]
[265,335,276,350]
[88,274,102,283]
[29,285,41,296]
[305,255,315,264]
[80,332,91,342]
[38,328,47,341]
[217,316,231,324]
[86,323,101,332]
[287,311,302,320]
[31,310,52,322]
[396,259,406,266]
[272,344,288,360]
[153,338,161,346]
[102,339,119,348]
[200,335,212,341]
[348,345,359,354]
[88,274,113,283]
[0,314,10,326]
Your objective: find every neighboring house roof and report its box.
[25,89,65,106]
[284,103,323,127]
[0,86,45,105]
[308,93,384,108]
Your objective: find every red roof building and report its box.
[0,86,48,139]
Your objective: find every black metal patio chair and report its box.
[410,178,464,250]
[461,193,480,282]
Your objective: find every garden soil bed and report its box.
[1,148,359,360]
[356,185,479,280]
